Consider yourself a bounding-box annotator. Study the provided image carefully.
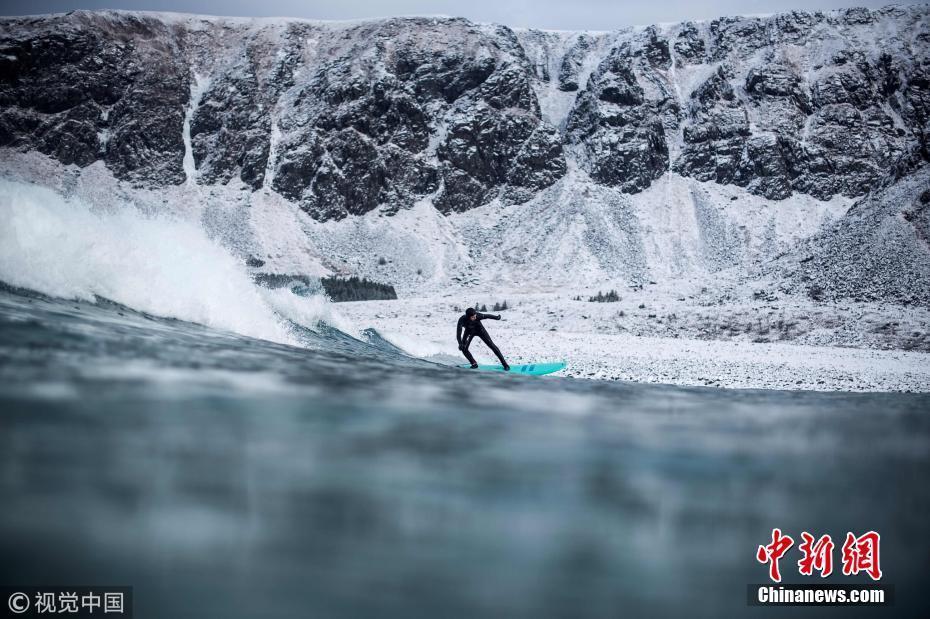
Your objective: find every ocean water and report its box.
[1,180,928,617]
[1,286,928,618]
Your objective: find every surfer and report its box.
[457,307,510,371]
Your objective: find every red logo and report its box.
[798,532,834,577]
[841,531,882,581]
[756,528,794,583]
[757,529,881,582]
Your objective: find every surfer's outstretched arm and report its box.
[477,313,501,320]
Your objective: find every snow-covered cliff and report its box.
[1,6,929,303]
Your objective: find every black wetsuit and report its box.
[456,312,508,367]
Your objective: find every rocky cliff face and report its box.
[0,6,928,220]
[0,14,191,185]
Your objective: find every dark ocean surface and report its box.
[1,287,927,618]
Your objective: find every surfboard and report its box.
[459,361,566,376]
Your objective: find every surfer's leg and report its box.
[480,334,508,369]
[461,335,478,367]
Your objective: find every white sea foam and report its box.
[262,287,359,338]
[377,329,446,358]
[0,179,351,345]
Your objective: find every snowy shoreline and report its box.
[338,295,930,393]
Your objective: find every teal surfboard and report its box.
[459,361,566,376]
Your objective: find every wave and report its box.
[0,179,353,346]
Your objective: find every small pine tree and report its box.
[378,256,387,266]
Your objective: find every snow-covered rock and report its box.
[2,6,928,212]
[770,166,930,306]
[0,6,929,311]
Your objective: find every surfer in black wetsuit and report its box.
[457,307,510,371]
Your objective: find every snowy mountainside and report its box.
[0,6,929,305]
[766,165,930,305]
[2,6,928,213]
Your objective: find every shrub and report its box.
[321,276,397,302]
[589,290,620,302]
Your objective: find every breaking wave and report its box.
[0,179,352,346]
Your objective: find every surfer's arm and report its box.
[456,320,463,347]
[477,313,501,320]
